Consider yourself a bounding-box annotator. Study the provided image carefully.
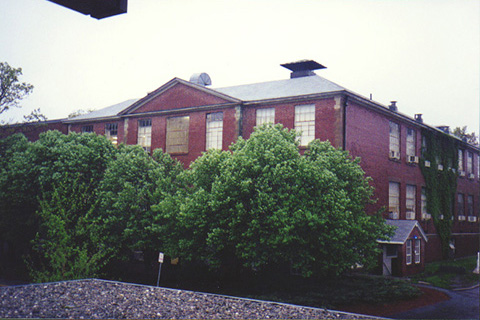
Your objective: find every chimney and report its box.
[281,60,326,78]
[389,101,398,112]
[414,114,423,123]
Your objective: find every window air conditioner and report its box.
[437,164,443,171]
[468,173,475,179]
[439,214,444,220]
[421,213,431,220]
[459,171,466,177]
[389,210,399,219]
[406,211,415,220]
[468,216,477,222]
[424,160,431,167]
[407,155,419,164]
[458,215,466,221]
[389,150,400,160]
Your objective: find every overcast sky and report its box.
[1,0,479,136]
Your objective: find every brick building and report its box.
[2,60,479,276]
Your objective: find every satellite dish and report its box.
[189,73,212,86]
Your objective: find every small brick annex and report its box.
[1,61,479,276]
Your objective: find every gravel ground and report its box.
[0,279,373,319]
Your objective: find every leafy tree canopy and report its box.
[452,126,478,146]
[0,62,34,114]
[170,124,393,278]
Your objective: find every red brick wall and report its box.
[129,83,232,114]
[0,121,67,141]
[242,97,344,148]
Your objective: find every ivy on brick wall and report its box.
[419,128,458,259]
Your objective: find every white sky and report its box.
[1,0,479,136]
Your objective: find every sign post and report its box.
[156,252,164,287]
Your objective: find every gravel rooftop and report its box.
[0,279,374,319]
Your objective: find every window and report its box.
[256,108,275,126]
[467,195,473,216]
[421,187,429,219]
[389,182,400,219]
[82,125,93,133]
[206,112,223,150]
[389,121,400,159]
[295,104,315,146]
[406,185,416,220]
[137,119,152,152]
[457,193,465,219]
[414,239,421,264]
[166,116,189,154]
[406,239,412,265]
[467,152,473,174]
[406,128,416,157]
[458,149,464,171]
[105,123,118,145]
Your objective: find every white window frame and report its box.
[467,152,473,174]
[458,149,464,171]
[406,239,412,265]
[389,182,400,219]
[406,128,416,157]
[406,185,416,220]
[389,121,400,159]
[206,112,223,150]
[105,123,118,145]
[414,239,421,264]
[457,193,465,219]
[137,119,152,152]
[295,104,315,146]
[256,108,275,127]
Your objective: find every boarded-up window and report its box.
[166,116,189,154]
[256,108,275,126]
[137,119,152,152]
[206,112,223,150]
[389,182,400,219]
[295,104,315,146]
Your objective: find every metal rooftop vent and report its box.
[281,60,326,78]
[189,73,212,86]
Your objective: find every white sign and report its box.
[158,252,164,263]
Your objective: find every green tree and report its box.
[172,124,392,278]
[452,126,478,146]
[28,177,110,282]
[0,62,34,114]
[0,131,117,279]
[94,146,184,267]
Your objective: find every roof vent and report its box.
[436,126,450,134]
[189,73,212,86]
[281,60,326,78]
[414,114,423,123]
[389,101,398,112]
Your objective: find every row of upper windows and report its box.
[388,181,478,222]
[114,104,317,153]
[389,121,479,179]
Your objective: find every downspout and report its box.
[342,95,348,151]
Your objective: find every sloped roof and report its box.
[66,99,139,122]
[214,75,345,102]
[378,219,428,244]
